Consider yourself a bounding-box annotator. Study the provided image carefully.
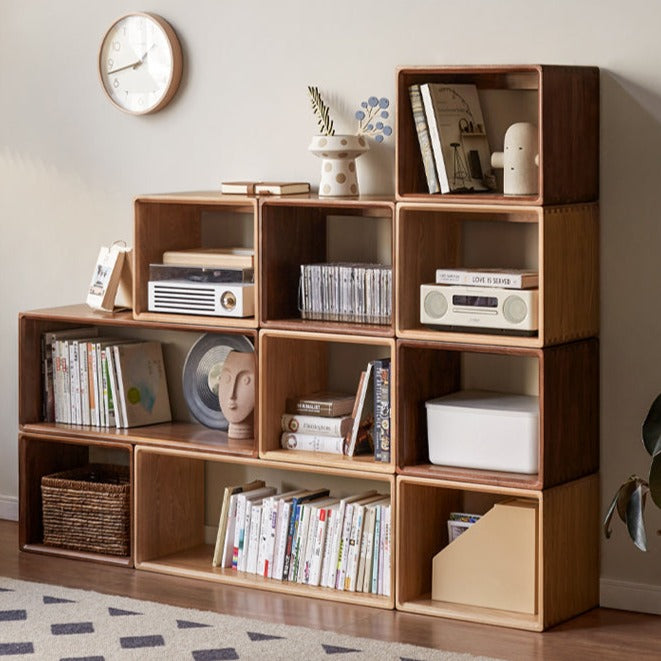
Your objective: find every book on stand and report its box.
[419,83,492,194]
[435,267,539,289]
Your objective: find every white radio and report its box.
[148,280,255,317]
[420,283,538,334]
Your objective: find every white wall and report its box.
[2,0,661,612]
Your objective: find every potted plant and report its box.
[604,393,661,550]
[307,86,392,197]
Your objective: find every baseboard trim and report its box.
[0,495,18,522]
[600,578,661,615]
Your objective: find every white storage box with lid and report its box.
[425,390,539,473]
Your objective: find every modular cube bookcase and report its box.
[18,64,599,631]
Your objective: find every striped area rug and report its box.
[0,577,501,660]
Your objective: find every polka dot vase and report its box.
[309,135,369,197]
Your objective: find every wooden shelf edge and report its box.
[396,597,542,631]
[21,543,133,568]
[397,464,543,490]
[19,423,258,458]
[133,311,259,330]
[261,319,395,338]
[136,559,393,610]
[260,449,394,475]
[395,328,542,349]
[395,193,543,206]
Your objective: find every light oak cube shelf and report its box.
[396,202,599,348]
[19,433,133,568]
[396,64,599,205]
[259,329,395,474]
[259,195,395,337]
[134,445,395,610]
[395,474,599,631]
[133,192,259,329]
[396,338,599,490]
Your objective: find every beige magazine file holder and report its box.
[432,499,538,614]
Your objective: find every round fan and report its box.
[182,333,254,429]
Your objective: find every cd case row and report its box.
[298,263,392,325]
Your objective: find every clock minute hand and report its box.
[107,59,142,75]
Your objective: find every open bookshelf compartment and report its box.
[19,433,133,566]
[260,197,395,337]
[134,193,259,328]
[134,446,394,608]
[19,306,259,457]
[395,339,598,490]
[259,330,395,473]
[396,65,599,205]
[395,203,599,347]
[395,474,599,631]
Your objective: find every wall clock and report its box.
[99,12,183,115]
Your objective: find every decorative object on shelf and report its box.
[604,393,661,551]
[220,181,311,195]
[307,88,391,197]
[491,123,539,195]
[86,241,133,312]
[217,350,256,440]
[99,12,183,115]
[182,333,254,430]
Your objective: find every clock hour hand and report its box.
[107,44,155,75]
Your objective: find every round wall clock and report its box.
[98,12,183,115]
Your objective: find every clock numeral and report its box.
[107,58,114,70]
[112,40,121,51]
[113,79,120,89]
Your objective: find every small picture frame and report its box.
[86,241,133,312]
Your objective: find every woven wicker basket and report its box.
[41,463,130,556]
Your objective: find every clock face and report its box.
[99,13,182,115]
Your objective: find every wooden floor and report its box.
[2,521,659,660]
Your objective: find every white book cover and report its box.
[319,503,340,587]
[281,413,353,438]
[345,503,366,591]
[264,490,305,579]
[310,501,337,587]
[221,492,242,568]
[234,487,276,571]
[78,342,89,425]
[85,342,97,426]
[434,267,539,290]
[112,341,171,428]
[246,502,262,574]
[370,506,382,594]
[420,83,491,194]
[68,341,80,424]
[105,347,121,428]
[281,432,345,454]
[336,503,356,591]
[256,497,274,577]
[356,506,376,593]
[382,505,392,597]
[300,498,336,584]
[60,340,73,424]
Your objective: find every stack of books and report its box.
[299,263,392,325]
[212,481,392,596]
[281,360,392,464]
[42,328,171,428]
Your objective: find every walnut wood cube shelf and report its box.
[396,64,599,205]
[18,63,600,631]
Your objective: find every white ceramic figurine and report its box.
[491,122,539,195]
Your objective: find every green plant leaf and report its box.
[625,482,648,551]
[642,393,661,456]
[603,486,621,539]
[616,477,638,522]
[649,453,661,509]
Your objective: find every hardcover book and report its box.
[221,181,310,195]
[281,432,346,455]
[162,247,254,269]
[409,84,441,194]
[420,83,492,194]
[435,267,539,289]
[112,341,172,428]
[286,391,355,417]
[281,413,353,438]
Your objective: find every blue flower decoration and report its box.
[381,111,389,119]
[379,98,389,109]
[383,126,393,136]
[355,110,365,120]
[376,122,383,129]
[375,135,384,142]
[368,96,379,107]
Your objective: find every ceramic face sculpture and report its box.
[491,122,539,195]
[217,350,255,439]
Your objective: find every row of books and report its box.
[409,82,495,195]
[42,327,172,428]
[212,481,392,596]
[299,263,392,325]
[280,357,392,462]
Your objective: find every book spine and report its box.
[356,507,373,593]
[434,269,529,288]
[320,508,336,588]
[221,495,239,568]
[256,497,273,576]
[246,503,262,574]
[273,501,292,580]
[281,413,349,437]
[238,501,253,572]
[69,342,79,424]
[345,504,365,591]
[101,348,111,427]
[281,432,344,454]
[409,84,441,194]
[382,505,392,597]
[291,401,336,416]
[282,498,301,580]
[232,495,247,570]
[309,508,328,587]
[112,345,128,429]
[90,344,100,427]
[360,507,376,593]
[42,334,55,423]
[420,84,450,193]
[293,505,312,583]
[264,499,281,578]
[370,506,382,594]
[372,360,383,462]
[86,343,96,426]
[53,340,63,423]
[212,486,232,567]
[106,348,120,428]
[376,359,391,463]
[336,503,355,590]
[79,342,90,426]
